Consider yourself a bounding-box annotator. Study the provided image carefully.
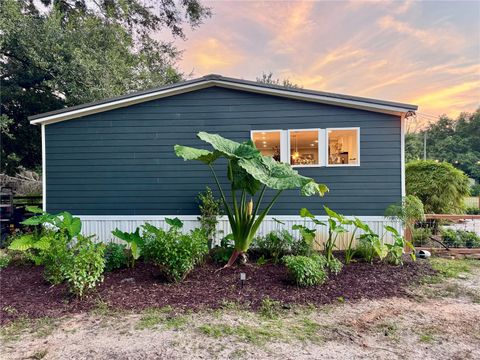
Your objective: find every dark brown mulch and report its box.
[0,259,435,324]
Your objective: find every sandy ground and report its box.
[1,265,480,360]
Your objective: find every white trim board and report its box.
[30,78,417,126]
[41,124,46,212]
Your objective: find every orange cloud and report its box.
[183,37,244,74]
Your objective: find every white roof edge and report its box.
[30,79,414,125]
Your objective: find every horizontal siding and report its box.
[46,86,402,216]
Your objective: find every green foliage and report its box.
[7,209,105,294]
[441,229,480,248]
[256,72,301,88]
[210,234,235,264]
[197,187,222,246]
[61,235,105,298]
[385,195,425,235]
[412,227,432,246]
[470,184,480,196]
[326,257,343,275]
[466,207,480,215]
[8,209,82,283]
[405,109,480,182]
[111,228,144,266]
[0,0,211,173]
[253,230,294,263]
[103,243,128,272]
[0,252,11,269]
[174,132,327,262]
[384,226,416,265]
[142,223,209,282]
[406,160,470,214]
[283,255,327,287]
[356,233,380,263]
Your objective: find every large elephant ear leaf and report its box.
[198,132,260,159]
[228,159,261,195]
[174,145,221,165]
[238,156,327,196]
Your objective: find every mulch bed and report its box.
[0,259,435,324]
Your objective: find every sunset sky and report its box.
[166,0,480,125]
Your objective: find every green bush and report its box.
[197,187,222,247]
[210,234,235,264]
[283,255,327,287]
[406,160,470,214]
[142,221,209,282]
[0,251,11,269]
[465,207,480,215]
[253,230,294,263]
[412,227,432,246]
[104,243,128,272]
[61,235,106,297]
[442,229,480,248]
[326,257,343,275]
[355,234,378,263]
[7,208,106,295]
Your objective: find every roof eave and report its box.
[29,78,418,125]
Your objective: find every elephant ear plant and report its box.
[175,132,328,267]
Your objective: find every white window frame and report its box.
[287,128,323,168]
[325,127,361,167]
[250,130,288,163]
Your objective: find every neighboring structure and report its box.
[29,74,417,243]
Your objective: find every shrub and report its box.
[142,220,209,282]
[442,229,480,248]
[406,160,470,214]
[210,234,235,264]
[253,230,294,263]
[197,187,222,247]
[355,234,377,263]
[104,243,128,272]
[326,257,343,275]
[466,207,480,215]
[61,235,106,297]
[283,255,327,287]
[412,227,432,246]
[0,251,11,269]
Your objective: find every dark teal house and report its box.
[30,74,417,243]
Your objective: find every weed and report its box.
[135,307,186,330]
[429,258,479,278]
[0,317,55,342]
[31,349,48,359]
[259,297,282,319]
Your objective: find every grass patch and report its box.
[197,310,324,346]
[375,321,399,342]
[31,349,48,359]
[135,307,187,330]
[0,317,55,342]
[429,258,479,278]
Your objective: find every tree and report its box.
[175,132,328,267]
[0,0,211,174]
[406,160,470,214]
[256,72,301,88]
[405,109,480,182]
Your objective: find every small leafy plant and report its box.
[61,235,106,298]
[111,228,144,267]
[283,255,327,287]
[210,234,235,264]
[0,251,11,269]
[253,229,294,263]
[384,226,416,265]
[104,243,128,272]
[197,186,222,247]
[142,219,209,282]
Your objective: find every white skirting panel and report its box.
[78,215,402,250]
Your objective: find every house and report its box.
[29,74,418,243]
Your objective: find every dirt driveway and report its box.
[1,259,479,360]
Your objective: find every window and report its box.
[251,127,360,167]
[289,129,320,166]
[251,130,281,161]
[327,128,360,166]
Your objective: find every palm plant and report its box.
[175,132,328,267]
